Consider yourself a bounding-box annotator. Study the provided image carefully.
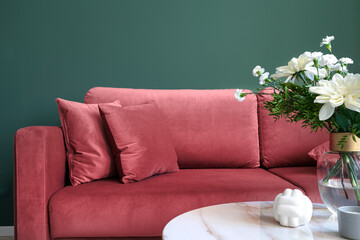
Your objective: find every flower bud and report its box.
[313,59,319,67]
[326,44,332,53]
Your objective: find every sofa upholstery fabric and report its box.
[99,102,179,183]
[49,169,296,238]
[267,167,322,203]
[85,87,260,168]
[14,127,67,240]
[14,88,330,240]
[257,89,328,168]
[56,98,121,185]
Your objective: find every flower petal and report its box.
[332,73,343,81]
[304,71,314,81]
[318,68,328,78]
[234,89,246,102]
[319,103,335,121]
[344,98,360,113]
[339,57,353,64]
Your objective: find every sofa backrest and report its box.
[85,87,260,169]
[257,89,328,168]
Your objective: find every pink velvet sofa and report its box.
[14,87,328,240]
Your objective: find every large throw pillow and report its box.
[98,102,179,183]
[56,98,121,186]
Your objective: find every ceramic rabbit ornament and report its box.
[273,189,313,227]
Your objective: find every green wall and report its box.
[1,0,360,226]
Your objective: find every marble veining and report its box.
[162,201,346,240]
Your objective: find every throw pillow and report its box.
[98,102,179,183]
[308,141,330,161]
[56,98,121,186]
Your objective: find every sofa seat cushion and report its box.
[84,88,260,169]
[267,167,322,203]
[49,169,296,238]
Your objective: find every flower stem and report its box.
[343,153,360,205]
[322,152,360,206]
[341,155,349,199]
[323,158,342,183]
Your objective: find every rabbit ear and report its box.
[291,189,303,197]
[283,188,292,196]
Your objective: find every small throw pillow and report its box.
[56,98,121,186]
[308,141,329,161]
[98,102,179,183]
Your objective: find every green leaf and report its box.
[353,123,360,132]
[355,112,360,123]
[335,112,350,131]
[283,82,302,91]
[336,135,348,150]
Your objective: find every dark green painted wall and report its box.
[1,0,360,226]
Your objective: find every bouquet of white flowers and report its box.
[236,36,359,132]
[235,36,360,215]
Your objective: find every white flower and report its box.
[302,51,312,58]
[309,73,360,120]
[339,57,354,65]
[259,72,269,85]
[304,67,328,80]
[271,52,314,82]
[329,63,342,71]
[319,54,338,67]
[320,36,335,47]
[234,89,246,102]
[252,65,265,77]
[310,52,323,60]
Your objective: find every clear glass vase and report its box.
[317,133,360,216]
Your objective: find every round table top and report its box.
[162,201,347,240]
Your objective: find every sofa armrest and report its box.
[14,126,67,240]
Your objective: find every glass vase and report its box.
[317,133,360,216]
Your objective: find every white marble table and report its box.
[162,201,347,240]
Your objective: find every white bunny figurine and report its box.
[273,188,313,227]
